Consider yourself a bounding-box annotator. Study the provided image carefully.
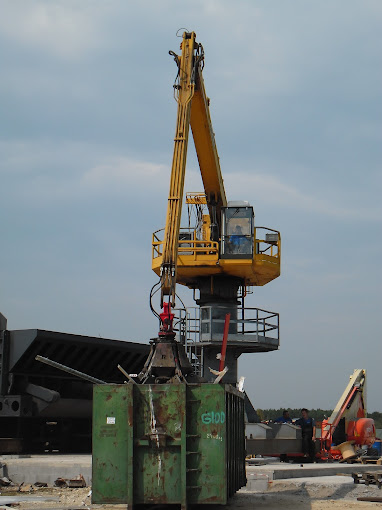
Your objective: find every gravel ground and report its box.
[236,477,382,509]
[1,478,381,509]
[0,486,91,508]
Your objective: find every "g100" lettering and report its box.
[201,411,226,424]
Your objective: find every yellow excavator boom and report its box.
[161,31,227,306]
[190,64,227,221]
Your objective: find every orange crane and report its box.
[320,369,376,460]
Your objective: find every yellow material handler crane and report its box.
[151,31,281,383]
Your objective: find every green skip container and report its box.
[92,383,246,508]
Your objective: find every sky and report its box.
[1,1,381,411]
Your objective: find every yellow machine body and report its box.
[152,227,280,289]
[155,31,280,304]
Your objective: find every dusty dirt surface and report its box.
[0,486,90,509]
[1,479,382,509]
[234,478,382,509]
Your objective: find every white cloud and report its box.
[81,157,168,195]
[326,119,382,143]
[2,139,379,222]
[0,1,112,58]
[0,139,169,201]
[224,171,382,222]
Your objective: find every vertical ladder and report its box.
[185,389,202,504]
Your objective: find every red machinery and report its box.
[246,369,376,461]
[319,369,376,460]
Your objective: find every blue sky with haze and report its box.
[1,1,381,410]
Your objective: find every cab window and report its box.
[221,206,254,258]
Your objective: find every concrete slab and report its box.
[246,472,272,492]
[0,495,60,504]
[278,475,354,485]
[0,455,92,486]
[0,507,88,510]
[243,474,357,493]
[1,454,381,488]
[246,456,280,465]
[246,461,382,480]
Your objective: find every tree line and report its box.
[256,409,382,429]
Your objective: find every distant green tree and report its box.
[369,411,382,429]
[256,408,265,421]
[259,409,382,428]
[261,409,333,422]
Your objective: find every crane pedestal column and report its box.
[194,276,241,384]
[178,276,280,385]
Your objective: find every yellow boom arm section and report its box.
[191,64,227,226]
[161,32,227,306]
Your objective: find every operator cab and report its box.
[220,201,254,259]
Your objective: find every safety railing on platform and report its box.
[199,305,279,342]
[153,226,280,262]
[173,307,203,376]
[152,228,219,261]
[173,306,279,375]
[254,227,281,260]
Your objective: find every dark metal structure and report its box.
[176,305,279,384]
[92,300,246,508]
[92,382,246,508]
[0,313,149,453]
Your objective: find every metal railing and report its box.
[255,227,281,260]
[173,307,203,375]
[152,228,219,260]
[199,305,279,342]
[153,226,280,262]
[172,305,279,375]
